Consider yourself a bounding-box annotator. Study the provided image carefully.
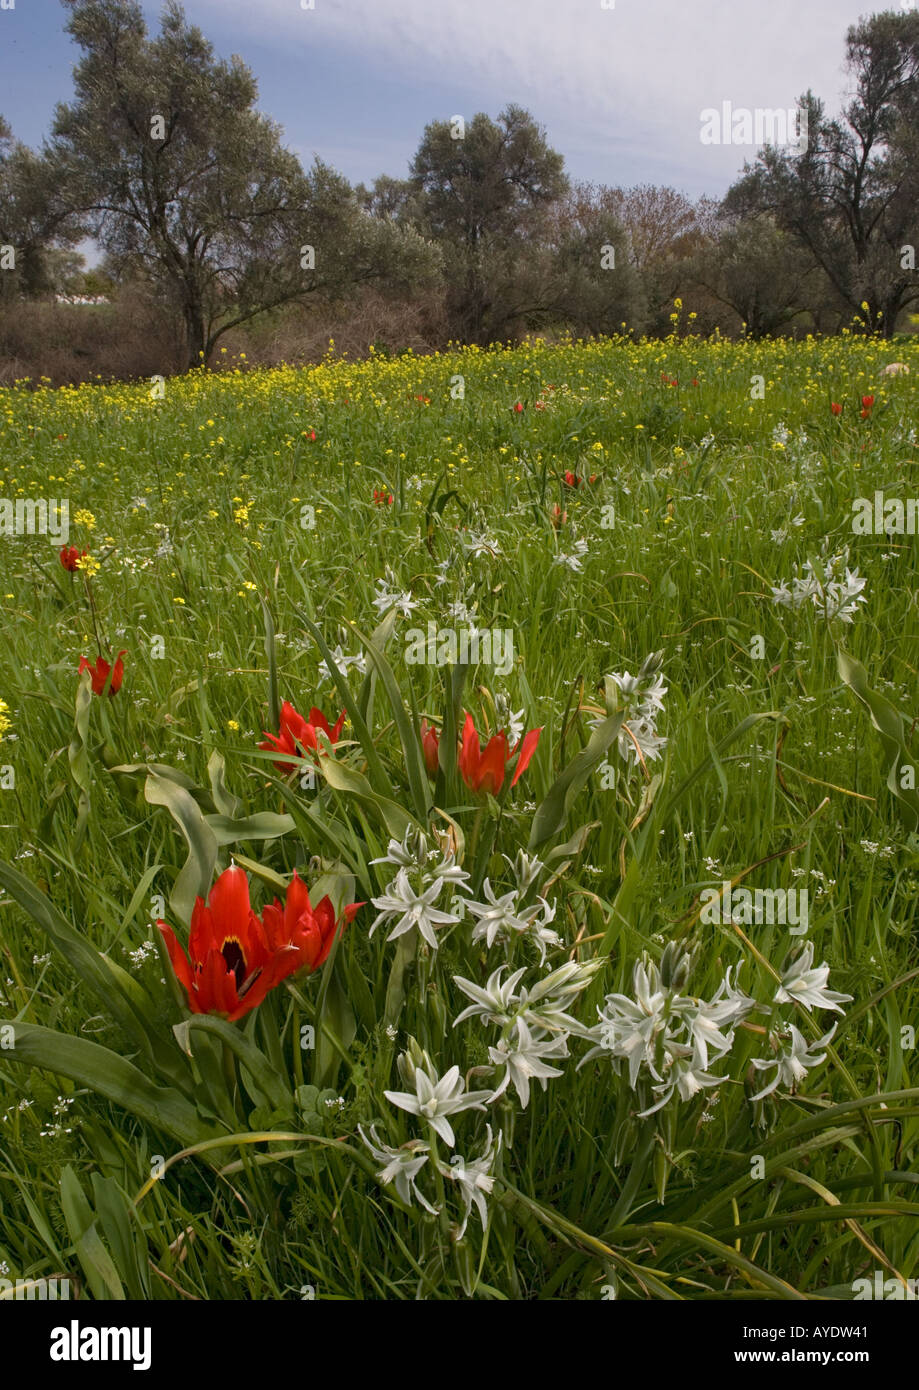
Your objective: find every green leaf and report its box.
[60,1166,125,1301]
[529,711,625,850]
[145,769,219,926]
[356,606,398,723]
[3,1022,216,1146]
[205,811,295,846]
[319,756,417,839]
[353,622,432,821]
[313,969,357,1090]
[544,821,600,865]
[261,594,281,734]
[837,647,919,830]
[208,749,243,818]
[0,860,163,1065]
[68,667,93,852]
[174,1013,290,1114]
[297,610,394,797]
[90,1174,150,1299]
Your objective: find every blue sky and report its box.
[0,0,895,198]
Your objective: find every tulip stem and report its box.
[292,1000,304,1089]
[221,1040,238,1103]
[467,805,485,866]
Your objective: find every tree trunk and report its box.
[183,296,207,370]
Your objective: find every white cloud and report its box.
[192,0,883,193]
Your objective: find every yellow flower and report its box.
[227,720,240,732]
[0,699,11,741]
[73,509,96,529]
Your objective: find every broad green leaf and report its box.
[60,1166,125,1301]
[208,749,243,818]
[2,1022,216,1146]
[837,647,919,830]
[529,711,625,850]
[205,811,295,846]
[319,756,416,839]
[145,769,219,925]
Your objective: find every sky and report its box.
[0,0,899,200]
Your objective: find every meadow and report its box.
[1,325,919,1301]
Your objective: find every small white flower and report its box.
[443,1126,501,1238]
[775,943,852,1014]
[384,1063,493,1146]
[488,1018,569,1108]
[749,1023,836,1100]
[465,880,536,948]
[370,869,462,951]
[553,539,589,572]
[358,1124,438,1213]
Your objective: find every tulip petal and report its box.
[510,726,542,787]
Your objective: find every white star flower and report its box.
[357,1124,438,1213]
[775,943,852,1014]
[384,1063,493,1146]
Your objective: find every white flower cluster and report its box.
[583,942,852,1115]
[370,826,470,951]
[582,946,755,1116]
[360,1039,502,1235]
[553,538,589,572]
[592,650,668,767]
[771,547,867,624]
[372,566,420,617]
[464,880,561,963]
[453,959,603,1108]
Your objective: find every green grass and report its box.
[0,331,918,1300]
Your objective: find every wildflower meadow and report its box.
[1,328,919,1309]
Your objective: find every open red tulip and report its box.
[79,650,126,696]
[60,546,87,572]
[457,713,541,796]
[158,865,363,1022]
[259,700,345,773]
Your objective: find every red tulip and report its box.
[158,865,363,1022]
[564,471,580,488]
[514,401,524,413]
[458,713,541,796]
[79,650,126,696]
[860,394,875,419]
[373,488,393,506]
[551,503,567,529]
[60,546,87,572]
[259,700,345,774]
[830,402,842,416]
[420,719,440,776]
